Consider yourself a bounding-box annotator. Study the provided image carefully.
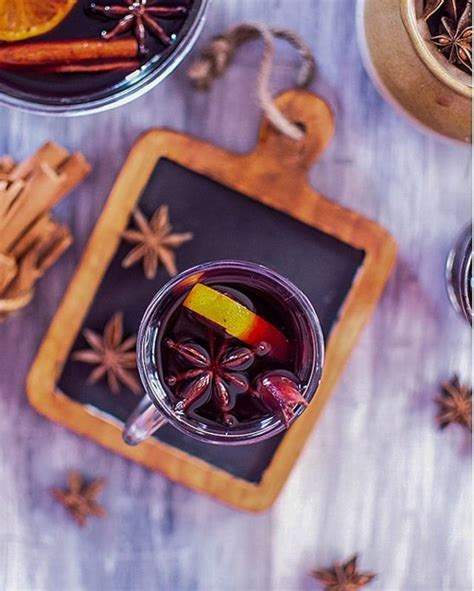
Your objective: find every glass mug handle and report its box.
[123,395,167,446]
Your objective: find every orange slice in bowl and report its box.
[183,283,290,362]
[0,0,77,42]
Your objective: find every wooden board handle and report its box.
[254,89,335,175]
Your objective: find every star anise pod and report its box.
[430,1,472,71]
[434,375,472,432]
[121,206,193,279]
[73,311,141,395]
[312,555,376,591]
[251,371,308,427]
[51,470,107,527]
[423,0,463,21]
[90,0,188,55]
[165,337,257,425]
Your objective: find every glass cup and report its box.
[0,0,209,116]
[446,224,472,325]
[123,260,325,446]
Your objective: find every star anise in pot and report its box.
[164,337,257,426]
[423,0,466,21]
[434,375,472,432]
[430,2,472,71]
[424,0,472,72]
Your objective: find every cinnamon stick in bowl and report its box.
[0,38,139,68]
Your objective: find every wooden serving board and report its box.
[27,90,397,512]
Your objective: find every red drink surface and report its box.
[158,282,308,428]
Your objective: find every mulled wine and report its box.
[0,0,207,114]
[124,261,324,446]
[158,278,312,429]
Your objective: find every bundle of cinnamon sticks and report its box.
[0,142,91,319]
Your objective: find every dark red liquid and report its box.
[157,281,308,428]
[0,0,198,102]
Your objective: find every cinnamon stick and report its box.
[0,164,62,251]
[0,179,25,219]
[0,38,139,68]
[0,289,33,316]
[0,154,90,252]
[35,223,72,274]
[0,142,90,318]
[37,59,141,74]
[0,156,15,179]
[10,215,52,260]
[0,253,17,293]
[1,248,39,301]
[9,142,69,181]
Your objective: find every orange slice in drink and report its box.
[183,283,290,362]
[0,0,77,42]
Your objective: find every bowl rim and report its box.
[0,0,210,117]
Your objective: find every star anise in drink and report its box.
[90,0,189,55]
[73,311,141,395]
[165,337,257,425]
[434,375,472,432]
[165,336,308,427]
[311,555,376,591]
[51,471,107,527]
[121,206,193,279]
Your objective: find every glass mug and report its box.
[446,224,472,326]
[123,260,325,446]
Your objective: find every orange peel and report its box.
[183,283,290,362]
[0,0,77,42]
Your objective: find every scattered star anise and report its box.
[312,555,376,591]
[73,311,141,395]
[434,375,472,432]
[165,337,258,425]
[121,206,193,279]
[90,0,189,55]
[51,470,107,527]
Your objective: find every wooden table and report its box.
[0,1,471,590]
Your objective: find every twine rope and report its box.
[187,22,316,141]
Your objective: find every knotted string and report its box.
[187,22,316,141]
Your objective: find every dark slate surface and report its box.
[58,158,365,483]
